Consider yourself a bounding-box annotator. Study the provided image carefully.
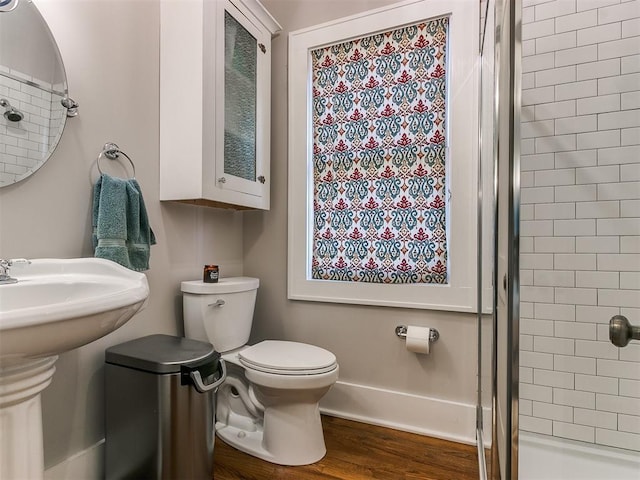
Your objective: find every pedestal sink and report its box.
[0,258,149,480]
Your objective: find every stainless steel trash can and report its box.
[105,334,226,480]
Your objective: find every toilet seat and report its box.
[239,340,337,375]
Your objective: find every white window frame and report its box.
[288,0,479,312]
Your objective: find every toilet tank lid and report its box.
[181,276,259,294]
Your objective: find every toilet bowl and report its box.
[181,277,339,466]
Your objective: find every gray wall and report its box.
[244,0,478,405]
[0,0,480,472]
[0,0,243,469]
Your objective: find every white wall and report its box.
[244,0,479,443]
[520,0,640,451]
[0,0,244,472]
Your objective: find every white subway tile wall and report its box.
[0,69,65,185]
[521,0,640,451]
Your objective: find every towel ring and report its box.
[97,142,136,178]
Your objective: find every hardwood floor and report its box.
[213,416,479,480]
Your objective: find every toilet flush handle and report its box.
[208,299,225,308]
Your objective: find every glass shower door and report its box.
[517,0,640,476]
[485,0,640,477]
[478,0,497,478]
[485,0,521,477]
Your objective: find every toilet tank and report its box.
[181,277,259,353]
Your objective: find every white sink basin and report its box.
[0,258,149,480]
[0,257,149,364]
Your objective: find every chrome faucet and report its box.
[0,258,31,284]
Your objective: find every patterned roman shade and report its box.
[311,17,449,284]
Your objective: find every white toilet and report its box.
[181,277,339,466]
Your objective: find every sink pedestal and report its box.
[0,357,58,480]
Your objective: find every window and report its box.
[288,0,479,312]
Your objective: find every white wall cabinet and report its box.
[160,0,281,210]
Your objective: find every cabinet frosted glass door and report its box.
[224,11,257,182]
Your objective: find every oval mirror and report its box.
[0,0,74,187]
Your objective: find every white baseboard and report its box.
[44,440,104,480]
[320,380,477,445]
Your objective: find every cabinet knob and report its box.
[218,177,226,184]
[258,175,266,184]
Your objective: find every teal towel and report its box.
[92,174,156,271]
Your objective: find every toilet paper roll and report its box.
[405,326,431,354]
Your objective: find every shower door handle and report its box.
[609,315,640,347]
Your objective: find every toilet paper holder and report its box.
[395,325,439,343]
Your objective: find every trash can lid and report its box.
[105,334,218,374]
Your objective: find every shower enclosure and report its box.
[478,0,640,479]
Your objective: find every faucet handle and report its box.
[0,258,30,277]
[0,258,28,284]
[0,259,10,279]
